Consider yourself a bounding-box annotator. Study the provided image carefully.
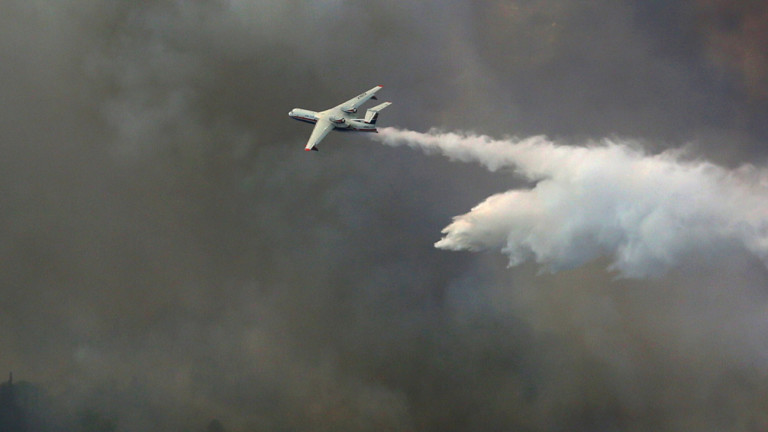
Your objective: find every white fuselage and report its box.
[288,108,378,132]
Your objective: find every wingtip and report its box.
[377,85,383,88]
[304,148,312,151]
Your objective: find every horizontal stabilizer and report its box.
[364,101,392,124]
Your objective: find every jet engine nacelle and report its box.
[329,115,346,124]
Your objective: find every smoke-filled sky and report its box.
[2,1,768,431]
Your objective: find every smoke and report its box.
[374,127,768,278]
[2,1,768,431]
[693,0,768,100]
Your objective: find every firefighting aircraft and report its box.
[288,85,391,151]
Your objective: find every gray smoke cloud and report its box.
[1,1,768,431]
[374,128,768,278]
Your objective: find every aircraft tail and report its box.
[364,102,392,124]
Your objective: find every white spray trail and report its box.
[372,127,768,278]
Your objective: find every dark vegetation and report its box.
[0,374,224,432]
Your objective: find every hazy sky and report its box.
[1,1,768,431]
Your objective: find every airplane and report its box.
[288,85,392,151]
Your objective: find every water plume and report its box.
[374,127,768,278]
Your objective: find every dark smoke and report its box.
[1,1,767,431]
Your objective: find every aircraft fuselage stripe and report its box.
[291,116,377,132]
[291,116,317,124]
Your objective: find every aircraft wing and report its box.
[337,85,383,113]
[304,117,334,151]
